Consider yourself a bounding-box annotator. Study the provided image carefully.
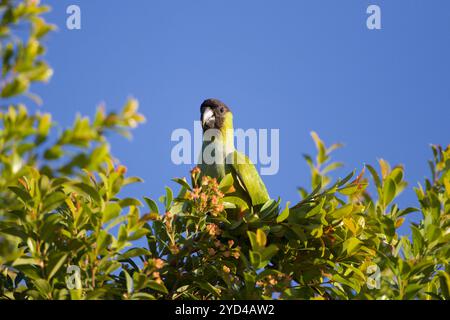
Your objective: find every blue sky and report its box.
[35,1,449,230]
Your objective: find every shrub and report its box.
[0,0,448,300]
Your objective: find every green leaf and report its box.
[42,192,66,213]
[104,215,127,232]
[411,226,424,257]
[332,274,361,293]
[366,164,381,190]
[437,271,450,299]
[322,162,344,174]
[343,237,362,256]
[310,225,323,238]
[97,230,112,253]
[102,202,121,224]
[147,280,168,295]
[247,231,258,250]
[330,204,353,220]
[397,207,419,218]
[119,248,151,260]
[383,178,397,207]
[256,229,267,248]
[71,183,101,203]
[389,167,404,185]
[8,186,32,203]
[311,131,327,164]
[144,197,159,213]
[123,176,144,186]
[172,178,191,191]
[338,182,368,196]
[404,283,423,300]
[223,196,249,210]
[12,257,41,267]
[128,229,151,241]
[335,171,355,188]
[194,281,220,297]
[117,224,128,243]
[89,144,109,168]
[261,244,279,261]
[249,251,262,269]
[1,76,30,98]
[47,254,67,280]
[164,186,173,211]
[44,145,64,160]
[118,198,143,208]
[218,173,234,192]
[37,113,52,137]
[305,198,325,218]
[276,202,290,223]
[425,224,442,243]
[131,292,156,300]
[124,270,133,295]
[33,279,52,298]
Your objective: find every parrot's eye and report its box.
[220,107,224,113]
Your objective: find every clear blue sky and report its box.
[36,1,449,231]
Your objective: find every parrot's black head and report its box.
[200,98,231,131]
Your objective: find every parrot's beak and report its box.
[202,107,215,129]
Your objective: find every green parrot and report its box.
[198,98,270,208]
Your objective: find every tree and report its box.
[0,0,448,300]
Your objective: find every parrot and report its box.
[198,98,270,208]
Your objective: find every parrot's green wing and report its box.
[227,150,270,207]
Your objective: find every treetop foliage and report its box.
[0,0,448,300]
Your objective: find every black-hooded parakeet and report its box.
[198,98,270,208]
